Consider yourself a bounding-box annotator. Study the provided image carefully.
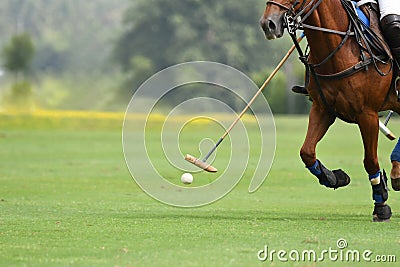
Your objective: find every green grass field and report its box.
[1,112,400,266]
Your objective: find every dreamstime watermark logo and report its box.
[257,238,397,263]
[122,61,276,207]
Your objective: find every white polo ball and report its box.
[181,173,193,184]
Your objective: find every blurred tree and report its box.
[114,0,277,71]
[251,67,287,114]
[0,0,309,113]
[2,33,35,111]
[2,81,35,111]
[0,0,131,110]
[251,61,310,115]
[2,33,35,81]
[0,0,130,75]
[112,0,290,99]
[114,55,155,102]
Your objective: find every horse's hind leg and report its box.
[300,105,350,189]
[357,112,392,222]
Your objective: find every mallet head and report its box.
[185,154,218,173]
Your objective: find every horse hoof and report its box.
[314,161,350,189]
[332,169,351,189]
[391,178,400,191]
[372,203,392,222]
[373,216,390,222]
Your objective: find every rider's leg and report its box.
[292,64,309,95]
[378,0,400,65]
[381,15,400,65]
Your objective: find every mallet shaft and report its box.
[202,138,223,162]
[201,37,303,163]
[384,110,394,126]
[221,37,303,140]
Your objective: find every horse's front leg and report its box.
[300,104,350,189]
[358,112,392,222]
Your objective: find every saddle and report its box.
[355,1,400,84]
[355,1,393,61]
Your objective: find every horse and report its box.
[260,0,400,221]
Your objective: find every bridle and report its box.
[267,0,312,20]
[266,0,294,12]
[267,0,347,36]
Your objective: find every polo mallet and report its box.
[379,111,396,141]
[185,37,304,172]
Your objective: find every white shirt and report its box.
[378,0,400,19]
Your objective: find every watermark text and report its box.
[257,239,396,263]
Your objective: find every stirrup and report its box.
[291,85,309,95]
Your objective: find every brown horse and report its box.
[260,0,400,221]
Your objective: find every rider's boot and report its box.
[291,85,308,95]
[381,14,400,68]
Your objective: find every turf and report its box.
[1,113,400,266]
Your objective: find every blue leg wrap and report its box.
[307,161,322,176]
[390,138,400,162]
[369,171,380,180]
[373,194,384,203]
[307,160,330,186]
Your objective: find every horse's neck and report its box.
[303,2,358,69]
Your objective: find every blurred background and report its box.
[0,0,310,115]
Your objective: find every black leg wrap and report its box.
[372,203,392,222]
[381,15,400,65]
[371,170,389,203]
[316,162,350,189]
